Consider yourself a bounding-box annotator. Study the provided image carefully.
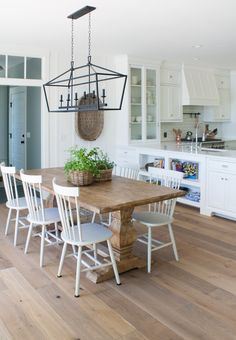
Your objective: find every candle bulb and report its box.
[84,91,87,99]
[60,94,63,102]
[75,92,78,102]
[67,94,70,102]
[102,89,106,97]
[92,90,96,98]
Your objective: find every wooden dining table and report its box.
[17,167,185,282]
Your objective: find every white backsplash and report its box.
[161,106,223,141]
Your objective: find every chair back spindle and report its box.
[1,165,19,206]
[20,170,45,222]
[53,178,82,243]
[114,165,139,180]
[148,167,183,217]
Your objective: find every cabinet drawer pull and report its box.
[221,165,228,168]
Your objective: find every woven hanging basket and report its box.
[76,95,104,141]
[67,170,94,186]
[95,168,113,182]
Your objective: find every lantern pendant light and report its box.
[43,6,127,113]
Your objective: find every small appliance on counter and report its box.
[185,131,193,141]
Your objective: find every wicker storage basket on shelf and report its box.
[95,168,113,182]
[67,170,94,186]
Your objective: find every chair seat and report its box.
[61,223,113,246]
[6,197,28,210]
[132,211,173,227]
[27,207,61,225]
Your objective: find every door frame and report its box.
[9,86,27,169]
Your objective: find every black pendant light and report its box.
[43,6,127,113]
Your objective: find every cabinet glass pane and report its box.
[131,67,142,140]
[26,57,42,79]
[8,56,24,78]
[0,55,6,77]
[146,69,157,139]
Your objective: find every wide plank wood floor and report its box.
[0,202,236,340]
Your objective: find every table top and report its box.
[20,168,185,214]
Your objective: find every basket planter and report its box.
[95,168,113,182]
[67,170,94,186]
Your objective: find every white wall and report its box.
[47,51,126,166]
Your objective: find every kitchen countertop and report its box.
[129,142,236,159]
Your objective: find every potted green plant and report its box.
[92,147,115,182]
[64,147,99,186]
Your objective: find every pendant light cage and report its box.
[43,6,127,113]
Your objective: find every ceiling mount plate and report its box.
[68,6,96,20]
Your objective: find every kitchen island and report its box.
[116,142,236,220]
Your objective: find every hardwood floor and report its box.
[0,202,236,339]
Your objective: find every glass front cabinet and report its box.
[129,65,159,143]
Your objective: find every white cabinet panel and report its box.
[207,171,225,209]
[215,75,230,89]
[161,69,180,85]
[160,85,182,122]
[204,88,230,122]
[207,158,236,218]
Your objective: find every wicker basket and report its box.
[67,170,94,186]
[95,168,113,182]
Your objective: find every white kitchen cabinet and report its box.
[115,146,139,168]
[160,85,182,122]
[206,158,236,218]
[215,75,230,89]
[204,73,230,122]
[204,88,231,122]
[160,68,180,85]
[129,65,159,143]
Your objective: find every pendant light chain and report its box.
[71,18,74,67]
[88,13,92,62]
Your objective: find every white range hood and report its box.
[182,65,219,106]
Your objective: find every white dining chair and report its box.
[0,163,29,246]
[20,170,62,267]
[53,178,120,297]
[132,167,183,273]
[91,165,140,226]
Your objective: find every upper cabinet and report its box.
[204,73,231,122]
[160,66,182,122]
[129,64,160,143]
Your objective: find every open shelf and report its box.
[177,197,200,208]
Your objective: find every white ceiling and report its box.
[1,0,236,68]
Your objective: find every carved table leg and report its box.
[86,207,146,283]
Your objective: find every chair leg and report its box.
[55,222,59,243]
[91,212,96,223]
[168,223,179,261]
[57,242,67,277]
[13,210,20,247]
[24,223,33,254]
[5,208,12,236]
[147,227,152,273]
[107,239,120,285]
[108,212,112,226]
[75,246,82,297]
[93,243,97,261]
[40,225,46,268]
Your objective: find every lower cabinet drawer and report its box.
[208,159,236,173]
